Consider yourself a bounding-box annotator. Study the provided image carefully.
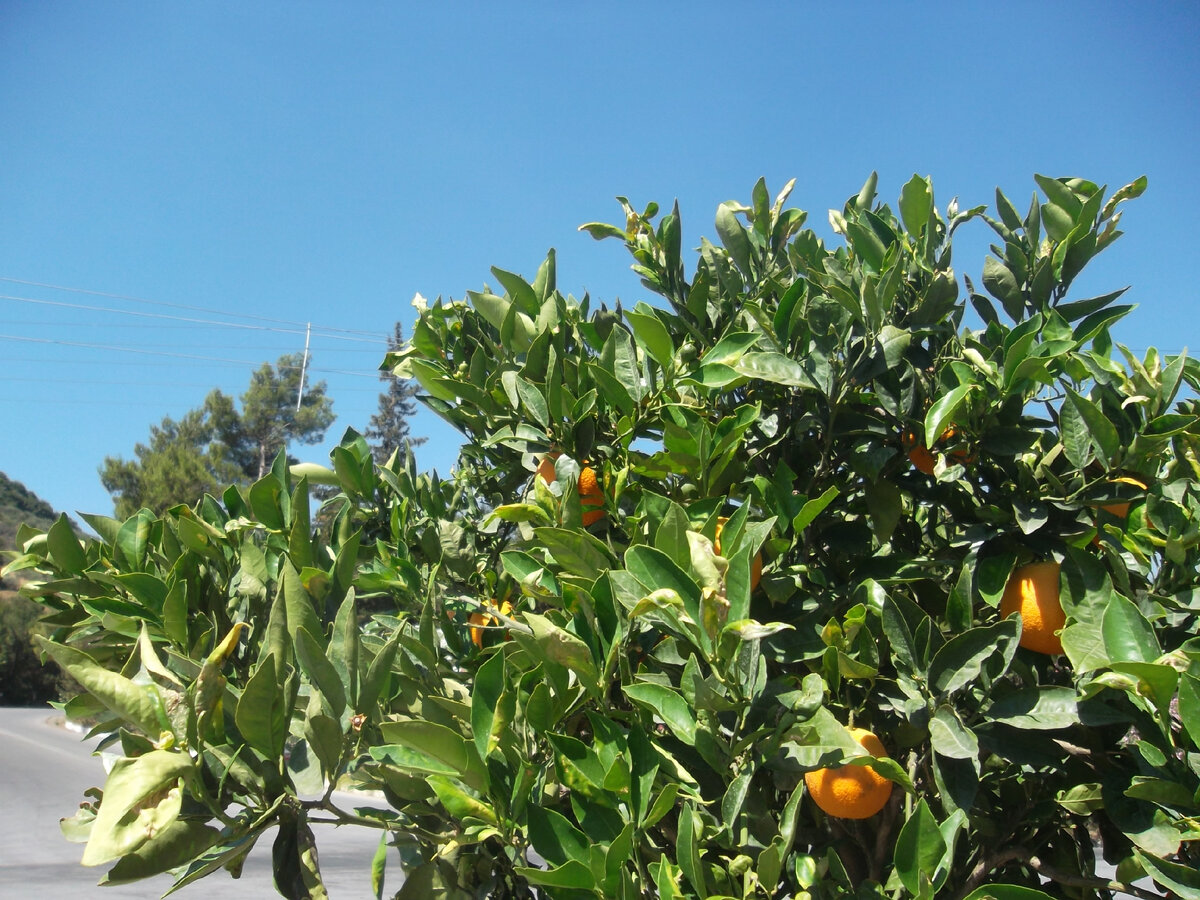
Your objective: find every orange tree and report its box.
[7,172,1200,899]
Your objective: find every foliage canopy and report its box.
[10,171,1200,900]
[99,353,335,517]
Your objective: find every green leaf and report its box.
[793,486,839,533]
[1134,851,1200,900]
[82,750,193,866]
[471,649,505,761]
[527,805,591,868]
[534,526,617,578]
[115,509,154,572]
[987,687,1078,730]
[676,803,706,896]
[295,627,346,717]
[35,638,168,737]
[929,705,979,759]
[1064,387,1120,467]
[982,256,1023,320]
[370,832,387,900]
[100,819,221,885]
[960,887,1058,900]
[426,775,498,825]
[716,202,754,274]
[514,860,597,891]
[899,174,933,236]
[514,374,550,429]
[734,352,817,389]
[1102,594,1161,663]
[627,308,675,370]
[1125,776,1197,809]
[281,562,323,648]
[358,627,402,714]
[1057,782,1104,815]
[894,798,946,896]
[236,652,289,758]
[513,612,599,691]
[924,384,977,448]
[1179,673,1200,749]
[47,513,87,572]
[378,719,482,790]
[927,619,1019,696]
[601,327,643,403]
[490,266,538,314]
[1057,395,1093,469]
[623,682,697,745]
[701,331,760,367]
[305,714,344,780]
[625,544,703,623]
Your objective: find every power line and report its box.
[0,321,393,352]
[0,292,388,345]
[0,275,388,338]
[0,375,386,392]
[0,333,384,377]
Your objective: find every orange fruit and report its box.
[908,444,937,475]
[804,727,893,819]
[714,516,762,591]
[536,452,560,484]
[903,426,973,475]
[537,453,605,527]
[999,561,1065,655]
[469,600,513,648]
[577,465,606,527]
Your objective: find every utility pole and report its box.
[296,322,311,412]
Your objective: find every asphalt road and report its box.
[0,707,1161,899]
[0,707,389,899]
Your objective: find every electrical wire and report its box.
[0,275,388,338]
[0,333,385,377]
[0,292,389,345]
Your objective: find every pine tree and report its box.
[365,322,425,464]
[100,353,335,515]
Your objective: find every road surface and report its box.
[0,707,388,898]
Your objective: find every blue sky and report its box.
[1,2,1197,521]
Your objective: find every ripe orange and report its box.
[540,454,605,526]
[903,426,973,475]
[907,443,937,475]
[804,727,893,819]
[714,516,762,591]
[577,465,606,527]
[469,599,513,648]
[536,452,560,484]
[999,561,1065,655]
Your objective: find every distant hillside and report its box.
[0,471,58,564]
[0,472,72,704]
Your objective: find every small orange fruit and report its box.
[537,453,605,527]
[577,465,606,527]
[536,452,560,484]
[714,516,762,591]
[468,600,513,648]
[903,426,973,475]
[999,561,1065,655]
[804,727,893,819]
[908,443,937,475]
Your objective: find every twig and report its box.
[953,845,1165,900]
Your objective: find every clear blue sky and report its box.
[1,2,1197,521]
